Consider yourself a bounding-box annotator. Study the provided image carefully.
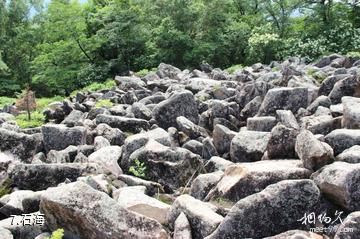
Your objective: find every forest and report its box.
[0,0,360,97]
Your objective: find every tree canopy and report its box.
[1,0,360,96]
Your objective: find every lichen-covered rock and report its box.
[311,162,360,211]
[342,96,360,129]
[42,124,86,152]
[96,114,149,133]
[153,90,199,129]
[167,194,223,239]
[295,130,334,170]
[205,179,321,239]
[336,145,360,163]
[0,190,42,217]
[61,110,84,127]
[212,124,236,155]
[95,123,125,146]
[205,160,312,202]
[230,131,271,162]
[40,181,168,239]
[173,212,192,239]
[88,146,123,177]
[267,124,299,159]
[328,75,360,104]
[247,116,277,132]
[325,129,360,155]
[190,171,223,200]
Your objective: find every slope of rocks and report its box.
[1,54,360,238]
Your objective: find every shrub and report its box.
[48,228,64,239]
[129,159,147,178]
[95,99,113,108]
[225,64,243,74]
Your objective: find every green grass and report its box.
[71,79,116,96]
[15,111,45,128]
[135,69,152,77]
[95,99,113,108]
[0,96,15,108]
[225,64,243,74]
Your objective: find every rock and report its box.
[325,129,360,155]
[114,76,146,90]
[173,212,192,239]
[88,146,122,177]
[0,113,14,122]
[201,137,218,160]
[205,179,321,239]
[276,110,299,129]
[46,145,78,163]
[182,140,203,156]
[267,124,299,159]
[247,116,277,132]
[40,181,168,239]
[0,190,42,217]
[9,163,98,191]
[96,114,149,133]
[205,156,234,172]
[334,211,360,239]
[206,160,312,203]
[190,171,223,200]
[114,186,170,224]
[212,125,236,155]
[311,162,360,211]
[42,124,86,152]
[307,95,331,114]
[176,116,208,139]
[94,136,111,150]
[87,107,110,120]
[0,227,13,239]
[342,96,360,129]
[127,140,203,191]
[257,87,308,116]
[130,102,152,120]
[319,74,350,96]
[167,194,223,239]
[295,130,334,170]
[117,174,163,196]
[77,174,113,194]
[95,123,125,145]
[230,131,271,162]
[239,96,263,120]
[0,129,43,163]
[153,90,199,129]
[157,63,181,79]
[61,110,84,127]
[300,115,342,135]
[264,230,325,239]
[328,75,360,104]
[336,145,360,163]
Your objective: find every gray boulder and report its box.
[328,75,360,104]
[205,180,321,239]
[247,116,277,132]
[176,116,208,139]
[230,131,271,162]
[157,63,181,79]
[153,90,199,129]
[0,190,42,217]
[342,96,360,129]
[173,212,192,239]
[212,125,236,155]
[95,123,125,145]
[311,162,360,211]
[61,110,84,127]
[0,227,13,239]
[114,76,146,90]
[276,110,299,129]
[88,146,123,177]
[96,114,149,133]
[205,156,234,172]
[190,171,223,200]
[267,124,299,159]
[40,181,168,239]
[334,211,360,239]
[46,145,78,163]
[336,145,360,163]
[325,129,360,155]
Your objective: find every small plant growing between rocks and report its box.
[95,99,113,108]
[129,159,146,178]
[47,228,64,239]
[0,178,12,197]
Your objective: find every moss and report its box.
[48,228,64,239]
[95,99,113,108]
[225,64,243,74]
[0,178,12,198]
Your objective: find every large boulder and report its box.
[157,63,181,79]
[173,212,192,239]
[247,116,277,132]
[205,160,312,203]
[336,145,360,163]
[95,123,125,145]
[152,91,199,129]
[88,146,123,177]
[8,163,98,191]
[96,114,149,133]
[325,129,360,155]
[334,211,360,239]
[190,171,223,200]
[257,87,308,116]
[205,180,321,239]
[328,75,360,104]
[40,181,168,239]
[342,96,360,129]
[295,130,334,170]
[212,125,236,155]
[0,190,42,217]
[176,116,208,139]
[114,76,146,90]
[61,110,84,127]
[42,125,86,152]
[311,162,360,211]
[267,124,299,159]
[0,129,43,162]
[230,131,271,162]
[167,194,223,239]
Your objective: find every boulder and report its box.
[182,140,203,156]
[276,110,299,129]
[205,156,234,172]
[96,114,149,133]
[336,145,360,163]
[342,96,360,129]
[319,74,350,96]
[190,171,223,200]
[61,110,84,127]
[334,211,360,239]
[0,129,42,163]
[114,186,170,224]
[205,180,321,239]
[95,123,125,146]
[205,160,312,203]
[42,125,86,152]
[239,96,263,120]
[230,131,271,162]
[114,76,146,90]
[300,115,341,135]
[0,190,42,217]
[257,87,308,116]
[88,146,122,177]
[94,136,111,150]
[9,163,98,191]
[176,116,208,139]
[152,90,199,129]
[130,102,152,120]
[311,162,360,211]
[247,116,277,132]
[46,145,78,163]
[212,125,236,155]
[173,212,192,239]
[117,174,163,196]
[295,130,334,170]
[40,181,168,239]
[167,194,223,239]
[325,129,360,155]
[306,95,331,114]
[157,63,181,79]
[201,137,218,160]
[0,227,13,239]
[267,124,299,159]
[328,75,360,104]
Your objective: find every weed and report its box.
[129,159,147,178]
[95,99,113,108]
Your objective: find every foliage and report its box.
[129,159,147,178]
[15,111,44,128]
[0,96,15,108]
[135,69,153,77]
[48,228,64,239]
[0,178,12,198]
[225,64,243,74]
[95,99,113,108]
